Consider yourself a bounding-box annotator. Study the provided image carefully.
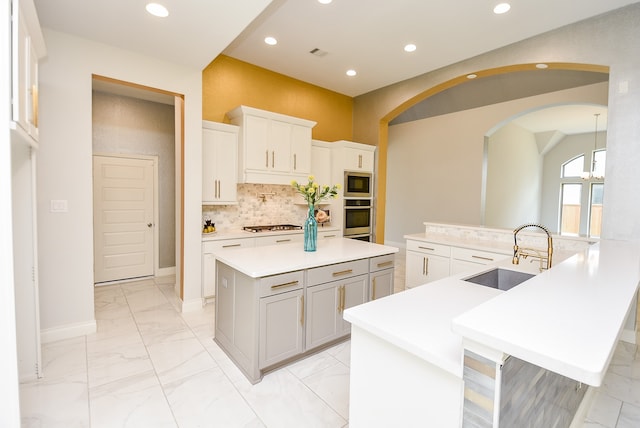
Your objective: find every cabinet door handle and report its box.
[324,234,336,238]
[377,261,393,268]
[272,151,275,168]
[265,150,269,168]
[300,295,304,326]
[471,255,494,262]
[418,246,435,251]
[358,154,362,168]
[338,285,346,312]
[332,269,353,277]
[372,278,377,300]
[275,239,291,243]
[217,180,221,199]
[293,153,297,170]
[423,257,430,276]
[270,280,299,290]
[222,243,241,248]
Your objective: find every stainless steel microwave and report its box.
[344,171,372,198]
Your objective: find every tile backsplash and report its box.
[202,183,311,230]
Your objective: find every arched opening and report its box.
[376,62,609,243]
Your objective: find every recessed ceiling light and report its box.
[493,3,511,14]
[467,73,478,79]
[264,36,278,46]
[404,44,417,53]
[318,0,333,4]
[146,3,169,18]
[346,69,357,77]
[536,63,549,69]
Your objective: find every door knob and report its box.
[147,223,153,228]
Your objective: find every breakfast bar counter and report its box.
[344,238,640,427]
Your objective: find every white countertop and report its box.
[214,238,398,278]
[344,238,640,386]
[453,239,640,386]
[344,279,502,378]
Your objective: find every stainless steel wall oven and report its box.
[344,199,372,241]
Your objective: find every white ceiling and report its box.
[33,0,272,70]
[223,0,637,97]
[34,0,639,97]
[36,0,623,135]
[512,105,608,135]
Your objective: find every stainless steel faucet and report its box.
[512,224,553,271]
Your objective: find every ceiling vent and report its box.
[309,48,328,57]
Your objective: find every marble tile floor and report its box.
[20,276,350,428]
[19,272,640,428]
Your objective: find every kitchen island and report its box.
[344,238,640,427]
[213,238,398,383]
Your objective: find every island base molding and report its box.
[462,345,587,428]
[214,335,349,384]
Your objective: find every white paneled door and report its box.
[93,155,154,283]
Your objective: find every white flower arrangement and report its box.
[291,175,340,206]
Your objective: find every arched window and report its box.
[559,150,605,237]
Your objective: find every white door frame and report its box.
[93,153,160,282]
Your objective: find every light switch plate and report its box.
[50,199,68,212]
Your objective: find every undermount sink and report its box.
[463,268,535,291]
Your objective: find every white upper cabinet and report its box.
[227,106,316,185]
[11,0,46,146]
[332,140,375,173]
[202,121,239,205]
[291,124,312,175]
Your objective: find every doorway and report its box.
[91,75,180,291]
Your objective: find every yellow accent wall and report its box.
[202,55,353,142]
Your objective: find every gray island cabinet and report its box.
[213,238,398,383]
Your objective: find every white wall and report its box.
[385,83,607,245]
[37,30,203,338]
[485,122,542,229]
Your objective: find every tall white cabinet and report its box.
[9,0,46,382]
[202,121,238,205]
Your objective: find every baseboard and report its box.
[620,328,637,344]
[181,297,204,313]
[40,320,97,344]
[384,240,406,249]
[157,266,176,277]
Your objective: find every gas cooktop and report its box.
[243,224,302,233]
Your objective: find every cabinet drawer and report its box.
[203,237,255,253]
[307,259,369,287]
[369,254,395,272]
[255,234,303,247]
[258,271,304,297]
[451,247,509,265]
[318,230,341,240]
[406,240,451,257]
